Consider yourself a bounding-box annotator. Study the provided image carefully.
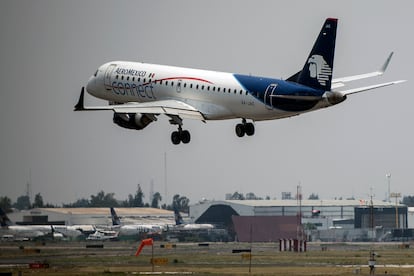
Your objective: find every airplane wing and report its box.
[74,88,206,121]
[331,52,394,89]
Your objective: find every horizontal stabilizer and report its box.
[339,80,406,96]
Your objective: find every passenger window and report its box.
[127,76,130,81]
[196,85,199,89]
[190,84,193,88]
[213,87,216,91]
[121,76,124,80]
[223,88,226,92]
[184,83,187,88]
[115,75,119,79]
[166,81,168,85]
[171,82,174,86]
[202,85,204,90]
[218,87,220,92]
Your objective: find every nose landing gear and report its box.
[235,119,255,137]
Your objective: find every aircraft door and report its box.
[176,79,182,93]
[264,84,278,109]
[104,64,117,90]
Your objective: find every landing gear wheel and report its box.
[235,120,255,138]
[235,124,245,137]
[245,123,255,136]
[180,130,191,144]
[171,131,181,145]
[171,128,191,145]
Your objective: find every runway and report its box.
[0,241,413,275]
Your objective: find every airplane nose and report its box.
[86,76,96,94]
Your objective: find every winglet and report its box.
[74,87,85,111]
[380,52,394,73]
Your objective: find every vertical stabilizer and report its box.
[174,208,184,225]
[295,18,337,90]
[110,207,121,226]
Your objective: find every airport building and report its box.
[7,208,176,226]
[189,199,408,242]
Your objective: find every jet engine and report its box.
[113,113,155,130]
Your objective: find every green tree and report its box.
[402,195,414,207]
[171,194,190,213]
[64,198,90,207]
[13,195,31,210]
[90,190,119,207]
[308,193,319,200]
[33,193,44,208]
[134,184,144,207]
[151,192,162,208]
[0,196,12,213]
[126,184,145,207]
[230,191,245,200]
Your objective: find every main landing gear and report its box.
[169,116,191,145]
[235,119,255,137]
[171,125,191,145]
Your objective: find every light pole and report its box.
[390,192,401,228]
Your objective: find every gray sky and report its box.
[1,0,413,206]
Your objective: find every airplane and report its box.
[86,228,119,241]
[0,208,59,240]
[0,208,86,240]
[107,207,164,237]
[173,209,214,231]
[75,18,405,145]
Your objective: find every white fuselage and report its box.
[86,61,332,122]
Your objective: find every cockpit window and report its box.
[94,70,98,77]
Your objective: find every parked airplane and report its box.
[173,209,214,230]
[0,208,87,240]
[75,18,405,144]
[86,229,119,241]
[108,207,164,237]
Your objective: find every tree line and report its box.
[0,184,190,213]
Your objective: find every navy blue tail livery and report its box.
[294,18,337,90]
[110,207,121,226]
[76,18,405,144]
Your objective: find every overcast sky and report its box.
[1,0,413,206]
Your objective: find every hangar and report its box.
[190,199,408,242]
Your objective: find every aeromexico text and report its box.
[116,68,147,77]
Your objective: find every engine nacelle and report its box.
[113,113,155,130]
